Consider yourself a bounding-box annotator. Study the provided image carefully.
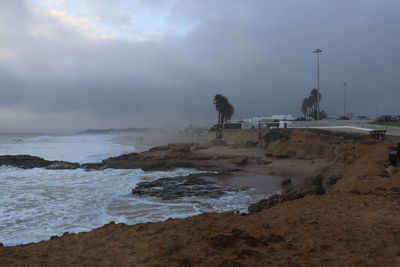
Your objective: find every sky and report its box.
[0,0,399,132]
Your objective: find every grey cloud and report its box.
[0,0,399,132]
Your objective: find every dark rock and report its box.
[0,242,3,247]
[233,157,248,166]
[83,148,205,171]
[99,153,141,169]
[45,161,80,170]
[81,163,106,170]
[167,143,192,152]
[281,178,292,187]
[248,185,323,213]
[0,155,54,169]
[139,161,168,171]
[284,185,323,199]
[148,145,169,152]
[132,173,242,200]
[256,158,272,165]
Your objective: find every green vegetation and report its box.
[370,121,400,127]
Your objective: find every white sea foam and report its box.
[0,165,202,246]
[0,133,265,246]
[1,134,134,163]
[14,135,53,142]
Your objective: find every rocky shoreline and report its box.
[2,129,399,266]
[0,131,354,210]
[0,143,252,202]
[0,130,355,210]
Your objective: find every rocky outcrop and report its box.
[248,185,323,213]
[247,129,361,213]
[132,173,243,200]
[0,155,80,169]
[0,155,54,169]
[0,143,216,172]
[84,143,216,171]
[248,162,348,213]
[305,163,347,192]
[94,152,199,171]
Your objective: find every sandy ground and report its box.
[194,146,329,194]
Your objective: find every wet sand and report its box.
[193,146,330,194]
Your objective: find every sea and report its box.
[0,133,265,246]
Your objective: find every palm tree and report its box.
[221,102,234,123]
[213,94,228,125]
[300,89,323,120]
[301,98,308,118]
[310,88,321,120]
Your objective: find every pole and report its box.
[343,82,347,117]
[249,99,252,121]
[317,52,320,120]
[193,124,197,150]
[313,49,322,120]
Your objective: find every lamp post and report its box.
[313,48,322,120]
[248,99,252,121]
[343,82,347,117]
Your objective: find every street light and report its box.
[248,99,252,121]
[343,82,347,117]
[313,48,322,120]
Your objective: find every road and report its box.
[289,120,400,136]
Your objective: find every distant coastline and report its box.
[78,128,150,134]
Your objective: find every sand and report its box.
[193,146,329,194]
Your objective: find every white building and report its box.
[239,115,295,129]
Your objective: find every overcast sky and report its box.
[0,0,399,132]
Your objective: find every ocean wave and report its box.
[14,135,53,142]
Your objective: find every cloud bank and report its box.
[0,0,399,132]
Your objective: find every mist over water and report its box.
[0,134,264,246]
